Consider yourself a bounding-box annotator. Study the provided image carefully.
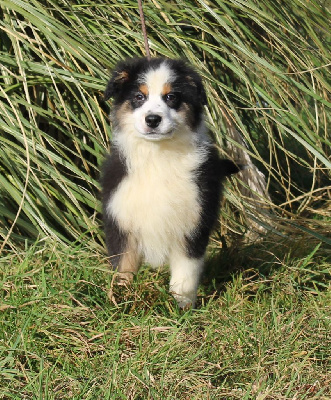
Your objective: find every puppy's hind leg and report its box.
[104,215,140,284]
[115,235,141,285]
[169,250,204,309]
[108,235,140,304]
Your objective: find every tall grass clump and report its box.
[0,0,330,251]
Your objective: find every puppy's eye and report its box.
[135,93,146,102]
[165,93,177,102]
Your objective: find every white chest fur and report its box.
[106,134,206,266]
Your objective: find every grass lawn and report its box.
[0,237,330,399]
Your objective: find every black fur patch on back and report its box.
[101,146,128,267]
[186,146,240,259]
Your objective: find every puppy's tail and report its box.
[219,159,245,177]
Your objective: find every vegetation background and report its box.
[0,0,330,398]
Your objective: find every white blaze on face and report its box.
[144,63,174,95]
[133,63,184,140]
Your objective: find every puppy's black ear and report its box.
[198,83,207,106]
[104,68,130,101]
[187,73,208,105]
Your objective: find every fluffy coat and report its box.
[101,57,239,308]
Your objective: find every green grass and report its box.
[1,238,330,399]
[1,0,330,248]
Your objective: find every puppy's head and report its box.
[104,57,207,141]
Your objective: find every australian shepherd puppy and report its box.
[102,57,239,308]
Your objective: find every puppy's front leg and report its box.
[169,251,204,309]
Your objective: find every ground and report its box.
[0,237,330,399]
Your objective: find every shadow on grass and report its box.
[197,232,330,307]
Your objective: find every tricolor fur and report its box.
[102,57,239,308]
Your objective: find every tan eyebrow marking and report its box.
[162,82,172,95]
[139,84,149,96]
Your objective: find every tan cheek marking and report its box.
[139,84,149,96]
[162,83,172,96]
[179,103,195,128]
[116,101,132,126]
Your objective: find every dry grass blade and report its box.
[0,0,330,250]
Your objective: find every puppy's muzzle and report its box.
[145,114,162,129]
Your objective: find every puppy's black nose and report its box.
[145,114,162,129]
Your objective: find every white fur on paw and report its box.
[172,293,196,309]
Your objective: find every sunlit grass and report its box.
[0,0,330,250]
[0,238,330,398]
